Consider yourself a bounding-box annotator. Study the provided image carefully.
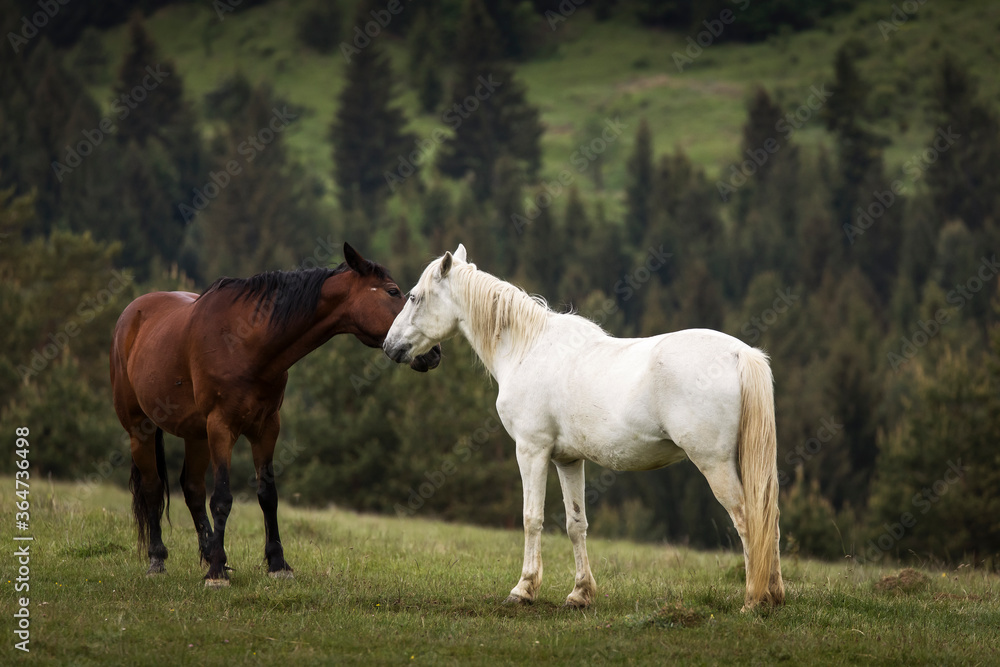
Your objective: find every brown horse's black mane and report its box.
[199,260,390,328]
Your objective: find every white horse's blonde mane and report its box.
[447,262,551,368]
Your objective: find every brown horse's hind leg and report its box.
[180,438,213,564]
[204,414,236,587]
[252,416,293,578]
[130,427,169,575]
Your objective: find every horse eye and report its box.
[387,287,401,298]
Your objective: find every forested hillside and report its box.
[1,0,998,567]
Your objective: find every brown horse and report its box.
[110,243,440,586]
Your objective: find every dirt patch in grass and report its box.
[874,568,930,594]
[615,74,744,98]
[61,541,128,559]
[625,601,713,629]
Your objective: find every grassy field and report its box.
[2,478,997,665]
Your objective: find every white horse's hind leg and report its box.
[690,457,752,588]
[555,460,597,608]
[505,444,549,604]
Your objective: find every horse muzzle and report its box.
[409,343,442,372]
[384,337,441,372]
[383,338,411,363]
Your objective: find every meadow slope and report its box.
[2,479,998,665]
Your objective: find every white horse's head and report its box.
[383,244,468,364]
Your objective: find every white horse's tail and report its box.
[736,347,784,608]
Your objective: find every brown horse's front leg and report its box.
[253,417,293,578]
[204,464,233,586]
[205,416,236,587]
[180,438,213,564]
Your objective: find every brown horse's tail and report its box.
[736,348,784,608]
[130,427,170,553]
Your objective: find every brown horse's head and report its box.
[342,243,441,372]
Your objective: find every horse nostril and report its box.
[385,342,410,363]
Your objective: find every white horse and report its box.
[383,245,785,609]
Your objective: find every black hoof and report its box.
[146,556,166,576]
[205,567,231,587]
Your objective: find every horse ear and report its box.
[343,242,369,275]
[454,243,467,263]
[438,251,453,279]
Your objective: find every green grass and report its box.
[3,478,998,664]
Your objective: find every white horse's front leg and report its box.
[505,444,549,604]
[555,460,597,607]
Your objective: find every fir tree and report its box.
[114,15,186,148]
[589,219,629,315]
[593,0,614,21]
[796,211,839,291]
[726,88,804,285]
[198,85,324,279]
[741,87,783,184]
[454,195,494,271]
[408,7,436,81]
[521,192,563,298]
[109,14,203,272]
[120,139,170,269]
[821,41,889,229]
[563,185,591,250]
[648,150,715,266]
[868,338,1000,564]
[639,276,673,337]
[203,72,253,123]
[420,182,453,244]
[389,216,423,287]
[486,0,536,60]
[821,40,871,137]
[330,4,414,216]
[558,187,593,308]
[437,0,542,200]
[624,119,654,248]
[24,57,98,227]
[572,116,622,191]
[924,55,1000,231]
[416,54,443,114]
[73,27,109,85]
[821,41,899,299]
[673,259,723,331]
[490,152,523,275]
[297,1,342,54]
[407,9,442,112]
